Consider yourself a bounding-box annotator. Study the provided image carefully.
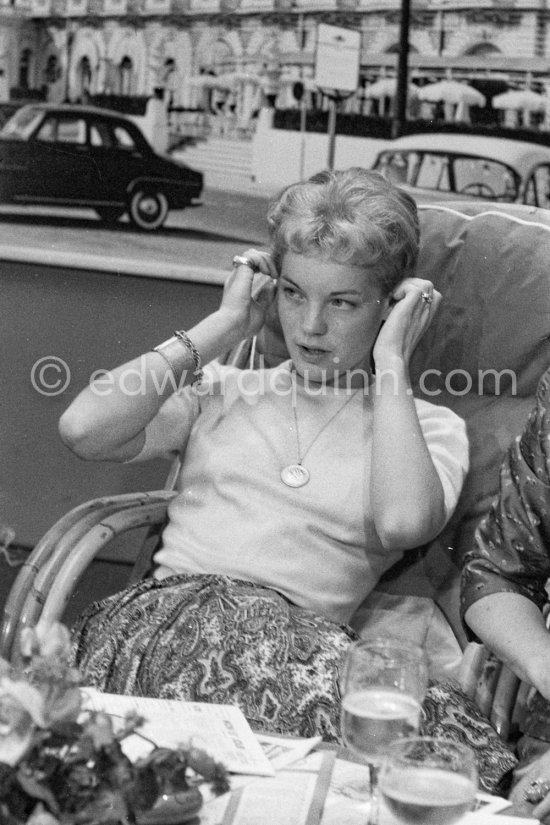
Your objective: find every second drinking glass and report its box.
[340,638,429,825]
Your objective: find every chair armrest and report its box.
[1,491,175,664]
[458,641,522,743]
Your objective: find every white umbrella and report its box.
[365,77,418,99]
[186,74,236,92]
[417,80,486,107]
[492,89,546,112]
[217,71,263,87]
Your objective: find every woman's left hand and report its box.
[373,277,442,370]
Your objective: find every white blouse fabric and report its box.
[132,361,469,625]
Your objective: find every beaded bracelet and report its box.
[152,330,203,387]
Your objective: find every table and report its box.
[197,748,528,825]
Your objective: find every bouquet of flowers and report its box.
[0,621,229,825]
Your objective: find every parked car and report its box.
[373,133,550,209]
[0,103,203,230]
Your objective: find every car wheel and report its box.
[96,207,125,224]
[128,188,169,231]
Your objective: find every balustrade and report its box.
[23,0,356,17]
[30,0,52,15]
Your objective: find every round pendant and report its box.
[280,464,310,488]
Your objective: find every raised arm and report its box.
[59,251,277,463]
[371,276,452,550]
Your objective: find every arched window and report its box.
[212,40,233,75]
[19,48,32,89]
[162,57,175,85]
[44,54,59,85]
[118,56,134,95]
[162,58,176,107]
[78,56,92,97]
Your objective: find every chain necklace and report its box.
[280,382,362,489]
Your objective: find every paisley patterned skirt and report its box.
[72,572,517,793]
[72,573,356,742]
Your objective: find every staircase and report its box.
[173,137,254,192]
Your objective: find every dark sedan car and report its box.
[0,103,203,230]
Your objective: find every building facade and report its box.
[3,0,550,124]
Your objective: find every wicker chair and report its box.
[457,643,535,743]
[2,200,550,729]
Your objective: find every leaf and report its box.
[15,768,60,814]
[129,764,159,811]
[46,687,82,726]
[135,787,203,825]
[26,801,60,825]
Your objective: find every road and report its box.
[0,187,273,273]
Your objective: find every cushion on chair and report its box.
[376,203,550,645]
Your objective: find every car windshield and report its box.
[0,106,44,140]
[375,149,520,201]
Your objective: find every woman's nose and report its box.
[301,304,327,336]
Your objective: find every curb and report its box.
[0,243,228,285]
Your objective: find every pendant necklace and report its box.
[280,382,362,489]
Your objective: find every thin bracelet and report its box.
[152,337,187,386]
[152,332,202,387]
[174,329,203,385]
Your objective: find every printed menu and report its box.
[80,687,274,776]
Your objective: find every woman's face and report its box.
[277,251,390,386]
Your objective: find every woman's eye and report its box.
[282,286,302,301]
[331,298,355,309]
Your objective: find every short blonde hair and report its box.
[267,167,419,293]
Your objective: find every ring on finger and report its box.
[524,778,550,803]
[232,255,258,272]
[421,291,433,304]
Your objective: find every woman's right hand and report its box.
[218,249,278,343]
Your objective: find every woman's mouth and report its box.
[296,344,330,362]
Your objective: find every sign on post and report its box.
[314,24,361,170]
[314,24,361,93]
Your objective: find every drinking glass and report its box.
[378,736,478,825]
[339,638,428,825]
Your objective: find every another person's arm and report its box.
[59,251,277,463]
[371,277,460,549]
[463,367,550,698]
[465,593,550,697]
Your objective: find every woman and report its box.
[462,366,550,817]
[60,168,468,742]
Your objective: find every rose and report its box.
[20,622,72,661]
[0,682,45,766]
[19,622,81,727]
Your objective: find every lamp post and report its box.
[392,0,411,139]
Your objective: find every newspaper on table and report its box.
[256,733,322,771]
[80,687,274,776]
[458,791,537,824]
[198,749,336,825]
